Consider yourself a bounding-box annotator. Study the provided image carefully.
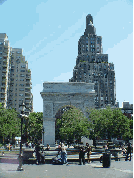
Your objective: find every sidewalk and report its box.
[0,158,133,178]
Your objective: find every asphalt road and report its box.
[0,158,133,178]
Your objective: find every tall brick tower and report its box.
[69,14,116,108]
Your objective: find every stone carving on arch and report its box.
[40,82,96,146]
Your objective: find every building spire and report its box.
[85,14,96,35]
[86,14,93,28]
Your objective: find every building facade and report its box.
[0,33,10,108]
[121,101,133,119]
[69,14,116,108]
[0,33,33,114]
[7,48,33,114]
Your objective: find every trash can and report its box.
[102,152,111,168]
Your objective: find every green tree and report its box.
[88,107,132,142]
[56,106,89,144]
[28,112,43,142]
[0,103,20,143]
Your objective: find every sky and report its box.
[0,0,133,112]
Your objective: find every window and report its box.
[86,37,88,43]
[20,70,25,72]
[19,94,23,96]
[20,74,25,77]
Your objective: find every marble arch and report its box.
[40,82,96,146]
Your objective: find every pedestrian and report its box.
[86,144,92,163]
[125,143,132,161]
[79,147,85,165]
[29,142,31,148]
[107,141,109,149]
[35,143,41,165]
[46,144,50,151]
[61,144,68,164]
[122,145,126,156]
[26,142,28,148]
[16,140,18,147]
[32,142,34,148]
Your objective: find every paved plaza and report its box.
[0,158,133,178]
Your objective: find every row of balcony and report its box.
[2,69,7,73]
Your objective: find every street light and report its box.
[17,101,27,171]
[42,127,44,145]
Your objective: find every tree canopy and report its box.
[56,106,89,143]
[0,103,20,143]
[88,107,133,142]
[27,112,43,143]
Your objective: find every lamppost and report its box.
[17,101,27,171]
[42,127,44,145]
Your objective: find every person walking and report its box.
[35,143,41,165]
[61,144,68,164]
[125,143,132,161]
[86,144,92,163]
[79,147,85,165]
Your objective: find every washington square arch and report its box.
[40,82,96,146]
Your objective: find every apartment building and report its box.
[7,48,33,115]
[121,101,133,119]
[69,14,116,108]
[0,33,33,114]
[0,33,10,108]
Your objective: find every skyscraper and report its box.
[69,14,116,108]
[7,48,33,114]
[0,33,10,108]
[0,33,33,114]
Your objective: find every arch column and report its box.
[43,118,56,147]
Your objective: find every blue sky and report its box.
[0,0,133,112]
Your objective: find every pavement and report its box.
[0,155,133,178]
